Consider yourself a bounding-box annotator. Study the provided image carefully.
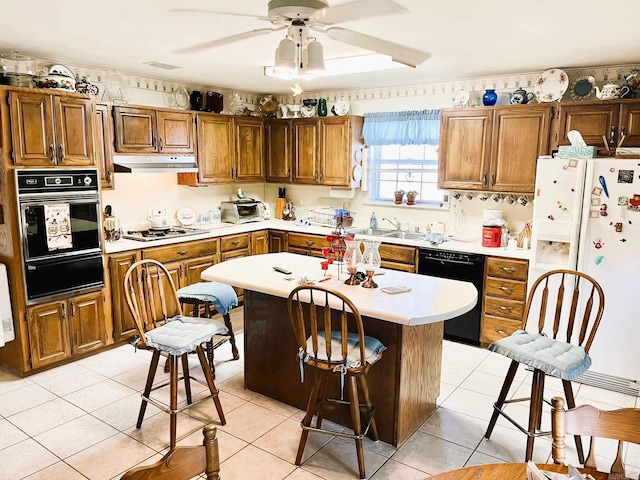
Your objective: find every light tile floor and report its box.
[1,308,638,479]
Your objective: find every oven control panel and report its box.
[17,169,99,195]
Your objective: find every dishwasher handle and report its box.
[428,258,474,266]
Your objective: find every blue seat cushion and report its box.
[177,282,238,315]
[305,331,386,367]
[488,330,591,381]
[144,315,228,356]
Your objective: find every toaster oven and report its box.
[220,200,267,224]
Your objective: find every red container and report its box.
[482,226,502,247]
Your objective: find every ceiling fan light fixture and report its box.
[274,38,296,73]
[305,40,325,73]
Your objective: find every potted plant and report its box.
[394,190,405,204]
[406,190,419,205]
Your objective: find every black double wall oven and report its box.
[16,169,104,304]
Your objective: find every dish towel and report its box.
[177,282,238,315]
[44,203,73,251]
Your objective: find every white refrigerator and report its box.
[529,156,640,390]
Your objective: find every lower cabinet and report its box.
[251,229,269,255]
[268,230,287,253]
[286,232,331,257]
[480,256,529,345]
[108,251,141,342]
[220,232,252,302]
[27,290,106,369]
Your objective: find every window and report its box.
[368,144,446,206]
[362,110,445,206]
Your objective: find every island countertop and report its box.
[200,252,478,326]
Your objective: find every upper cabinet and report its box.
[179,113,264,185]
[113,105,195,154]
[266,115,364,187]
[438,104,553,193]
[95,103,115,189]
[554,99,640,155]
[8,90,95,167]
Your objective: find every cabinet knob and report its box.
[58,144,65,163]
[71,300,76,316]
[158,138,164,151]
[483,174,488,187]
[609,125,617,145]
[177,250,188,255]
[152,137,157,149]
[61,303,67,319]
[49,144,56,164]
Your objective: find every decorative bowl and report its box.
[34,74,76,91]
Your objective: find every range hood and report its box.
[113,155,198,173]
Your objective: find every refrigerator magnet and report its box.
[593,238,604,249]
[615,222,623,232]
[595,255,605,266]
[618,196,628,206]
[592,186,603,196]
[618,170,634,183]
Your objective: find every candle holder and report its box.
[343,239,362,285]
[361,239,381,289]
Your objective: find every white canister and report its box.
[209,209,221,223]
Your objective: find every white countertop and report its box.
[104,219,531,260]
[200,252,478,327]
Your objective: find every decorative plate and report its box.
[48,63,74,79]
[352,164,363,182]
[534,68,569,102]
[176,206,196,226]
[173,87,189,109]
[334,97,350,116]
[569,75,595,100]
[452,89,469,107]
[300,105,316,117]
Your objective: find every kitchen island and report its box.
[201,252,477,446]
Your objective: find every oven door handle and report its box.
[422,257,474,266]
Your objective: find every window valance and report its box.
[362,109,440,146]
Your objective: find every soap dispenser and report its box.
[370,212,377,230]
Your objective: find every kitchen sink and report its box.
[361,228,424,240]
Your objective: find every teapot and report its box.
[509,88,534,105]
[426,221,449,235]
[147,206,169,230]
[594,83,620,100]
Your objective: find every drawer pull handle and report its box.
[231,240,241,245]
[177,250,188,255]
[498,266,516,273]
[496,329,512,335]
[305,240,316,246]
[497,305,514,311]
[498,286,514,292]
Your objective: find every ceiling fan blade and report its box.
[168,8,271,22]
[317,0,407,25]
[325,27,429,67]
[173,26,287,54]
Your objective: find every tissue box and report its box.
[556,145,597,159]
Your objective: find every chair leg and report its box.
[206,340,216,378]
[181,354,193,404]
[196,346,226,425]
[314,374,329,430]
[223,313,240,360]
[169,354,179,448]
[137,350,161,429]
[526,369,545,462]
[347,375,366,479]
[358,375,378,441]
[562,379,585,464]
[296,373,323,466]
[485,359,519,439]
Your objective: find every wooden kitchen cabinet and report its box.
[108,251,140,342]
[480,256,529,346]
[95,103,115,189]
[379,244,417,272]
[287,232,330,257]
[251,229,269,255]
[234,116,265,182]
[268,230,287,253]
[268,116,363,186]
[9,89,95,167]
[113,105,195,154]
[554,99,640,154]
[439,105,553,193]
[220,233,251,261]
[27,290,106,369]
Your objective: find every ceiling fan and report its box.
[171,0,429,68]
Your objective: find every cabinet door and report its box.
[293,119,320,184]
[619,100,640,147]
[9,91,55,166]
[183,254,219,285]
[70,291,106,354]
[53,96,95,166]
[555,103,620,152]
[490,106,552,193]
[251,230,269,255]
[157,111,194,153]
[95,104,115,189]
[320,117,351,186]
[234,117,265,182]
[113,106,158,153]
[108,251,140,341]
[197,114,234,184]
[27,301,71,369]
[438,109,492,191]
[265,119,292,182]
[268,230,287,253]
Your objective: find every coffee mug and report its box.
[490,193,502,203]
[451,191,462,200]
[477,192,489,202]
[464,192,475,201]
[504,194,516,205]
[517,195,529,207]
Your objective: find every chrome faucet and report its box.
[382,217,402,231]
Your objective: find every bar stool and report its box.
[177,281,240,376]
[287,285,386,479]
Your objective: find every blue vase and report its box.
[482,89,498,106]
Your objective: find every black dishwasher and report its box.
[418,248,485,346]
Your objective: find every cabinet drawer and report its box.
[486,257,528,281]
[143,239,218,263]
[483,296,525,321]
[220,233,251,252]
[287,233,330,251]
[481,314,522,344]
[379,244,416,267]
[485,277,527,300]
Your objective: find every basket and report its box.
[310,208,355,228]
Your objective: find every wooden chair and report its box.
[551,396,640,476]
[124,259,226,448]
[287,285,386,479]
[484,269,605,462]
[121,424,220,480]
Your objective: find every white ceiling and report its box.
[2,0,639,95]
